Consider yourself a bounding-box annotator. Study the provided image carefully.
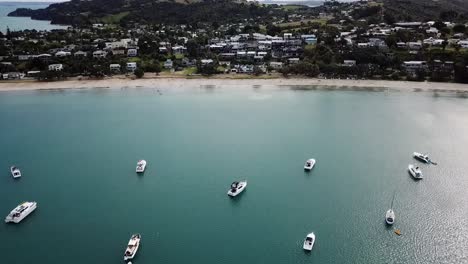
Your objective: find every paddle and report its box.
[430,160,438,165]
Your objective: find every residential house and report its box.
[172,46,187,55]
[403,61,427,73]
[127,48,138,57]
[17,55,33,61]
[93,50,107,59]
[74,51,87,57]
[48,64,64,71]
[56,51,71,57]
[109,64,121,72]
[164,59,173,69]
[342,60,357,67]
[126,62,137,72]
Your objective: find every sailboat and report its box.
[385,192,396,225]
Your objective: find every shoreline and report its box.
[1,76,468,93]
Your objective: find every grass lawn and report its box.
[101,12,130,24]
[278,18,328,29]
[183,67,197,75]
[280,5,305,11]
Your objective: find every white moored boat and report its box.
[124,234,141,261]
[385,209,395,225]
[5,201,37,223]
[10,166,21,178]
[136,160,147,173]
[303,232,316,251]
[227,181,247,197]
[304,159,316,171]
[413,152,432,164]
[408,164,423,179]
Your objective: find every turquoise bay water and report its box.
[0,2,68,33]
[0,87,467,264]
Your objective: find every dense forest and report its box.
[8,0,287,26]
[382,0,468,22]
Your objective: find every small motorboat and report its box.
[408,164,423,179]
[413,152,434,164]
[385,209,395,225]
[304,159,316,171]
[303,232,315,251]
[136,160,147,173]
[124,234,141,261]
[10,166,21,178]
[227,180,247,197]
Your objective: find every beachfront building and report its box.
[126,62,137,72]
[109,64,121,73]
[403,61,427,74]
[164,59,173,69]
[48,64,64,71]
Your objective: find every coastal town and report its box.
[1,0,468,83]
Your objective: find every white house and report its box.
[127,48,138,57]
[74,51,87,57]
[126,62,137,72]
[93,50,107,59]
[343,60,357,67]
[48,64,63,71]
[55,51,71,57]
[163,59,173,69]
[403,61,427,73]
[201,59,214,65]
[109,64,121,72]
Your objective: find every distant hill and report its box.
[8,0,286,26]
[382,0,468,22]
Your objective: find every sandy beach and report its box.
[1,76,468,93]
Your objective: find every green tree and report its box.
[134,68,144,78]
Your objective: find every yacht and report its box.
[413,152,432,164]
[5,201,37,223]
[136,160,147,173]
[124,234,141,261]
[227,180,247,197]
[10,166,21,178]
[385,209,395,225]
[303,232,316,251]
[408,164,423,179]
[385,192,396,225]
[304,159,316,171]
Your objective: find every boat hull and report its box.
[304,159,316,170]
[10,167,21,178]
[227,181,247,197]
[124,234,141,261]
[408,165,423,179]
[5,202,37,223]
[413,152,430,163]
[385,210,395,225]
[303,233,315,251]
[136,160,147,173]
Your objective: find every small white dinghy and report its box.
[136,160,147,173]
[303,232,316,251]
[385,209,395,225]
[10,166,21,178]
[304,159,316,171]
[408,164,423,179]
[227,180,247,197]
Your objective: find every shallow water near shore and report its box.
[0,87,467,264]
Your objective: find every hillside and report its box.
[382,0,468,22]
[8,0,286,26]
